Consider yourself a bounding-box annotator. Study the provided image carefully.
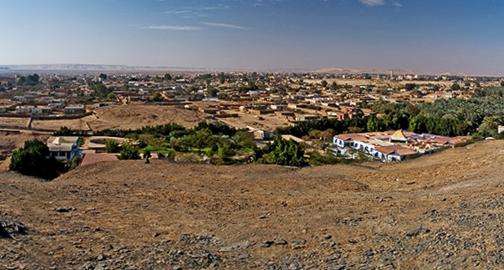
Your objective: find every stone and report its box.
[274,239,288,246]
[55,207,76,213]
[261,240,274,248]
[0,218,27,239]
[291,240,306,249]
[405,226,431,238]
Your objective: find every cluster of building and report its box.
[332,130,470,162]
[0,87,87,117]
[2,104,86,117]
[1,71,501,124]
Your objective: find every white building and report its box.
[47,137,82,161]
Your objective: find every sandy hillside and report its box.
[0,140,504,269]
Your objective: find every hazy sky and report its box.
[1,0,504,75]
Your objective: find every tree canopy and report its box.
[10,140,63,180]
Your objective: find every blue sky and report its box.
[1,0,504,75]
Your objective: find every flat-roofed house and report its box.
[374,145,418,162]
[0,106,10,113]
[47,136,82,161]
[332,131,420,162]
[64,104,85,115]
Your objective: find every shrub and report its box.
[158,149,176,160]
[308,151,340,166]
[67,156,82,170]
[105,140,121,153]
[261,138,307,167]
[10,139,63,180]
[54,127,87,137]
[232,130,256,149]
[217,143,235,159]
[478,115,504,138]
[118,143,141,160]
[195,121,236,136]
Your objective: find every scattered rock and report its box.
[261,240,274,248]
[405,226,431,238]
[291,240,306,249]
[364,249,375,258]
[0,217,27,239]
[55,207,76,213]
[219,241,250,252]
[274,239,288,246]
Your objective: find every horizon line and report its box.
[1,63,503,77]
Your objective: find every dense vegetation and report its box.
[10,140,64,180]
[89,81,112,99]
[91,121,309,166]
[105,140,121,153]
[118,143,141,160]
[16,74,40,86]
[279,87,504,138]
[260,138,307,167]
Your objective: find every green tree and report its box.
[90,82,111,98]
[366,115,379,132]
[217,143,234,159]
[106,92,116,101]
[478,116,504,138]
[232,130,255,149]
[263,138,306,167]
[10,140,63,180]
[150,92,164,102]
[119,143,141,160]
[105,140,121,153]
[17,74,40,86]
[404,83,417,91]
[330,81,338,90]
[207,86,219,98]
[218,72,226,84]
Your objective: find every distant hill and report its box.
[314,66,414,75]
[0,64,313,73]
[0,64,482,76]
[1,64,211,72]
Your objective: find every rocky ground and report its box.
[0,140,503,269]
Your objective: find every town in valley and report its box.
[1,68,502,168]
[2,0,504,269]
